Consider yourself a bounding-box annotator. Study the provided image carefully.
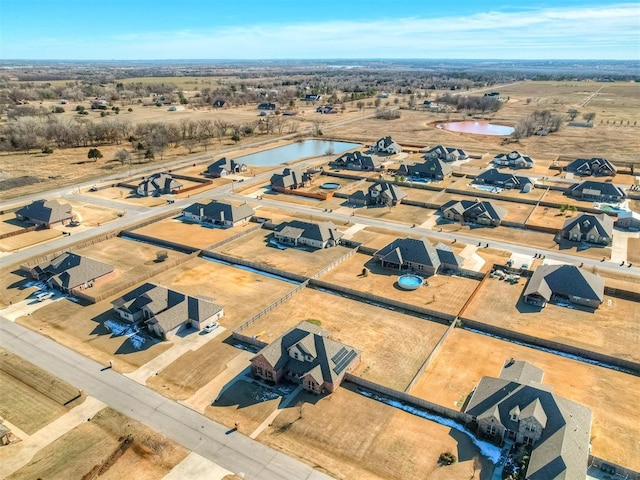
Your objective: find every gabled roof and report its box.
[566,158,617,176]
[251,321,360,387]
[33,252,113,290]
[434,242,464,268]
[474,168,533,188]
[270,167,311,189]
[206,157,244,175]
[499,359,545,384]
[404,158,453,177]
[374,237,446,269]
[275,220,343,244]
[15,199,73,224]
[562,213,614,239]
[368,182,407,202]
[138,173,182,194]
[493,151,534,167]
[332,151,379,169]
[183,200,254,223]
[568,181,625,199]
[441,199,507,222]
[373,136,401,152]
[465,360,592,480]
[523,265,605,303]
[422,145,467,159]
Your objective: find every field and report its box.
[259,386,492,480]
[215,227,354,278]
[241,288,448,390]
[526,205,582,230]
[319,251,479,316]
[84,186,169,207]
[461,274,640,362]
[0,226,62,252]
[133,214,257,249]
[627,237,640,264]
[409,328,640,471]
[5,407,188,480]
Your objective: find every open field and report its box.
[0,227,62,252]
[66,199,123,226]
[409,328,640,471]
[215,227,354,278]
[354,202,435,225]
[259,385,492,480]
[241,288,448,390]
[526,205,583,230]
[627,238,640,264]
[6,407,188,480]
[319,251,478,316]
[84,186,169,207]
[134,215,257,249]
[0,213,31,236]
[462,273,640,362]
[18,297,171,372]
[541,188,608,209]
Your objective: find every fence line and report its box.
[588,455,639,480]
[200,250,309,283]
[119,231,200,254]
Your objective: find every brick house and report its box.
[23,252,114,293]
[560,212,613,245]
[182,200,254,227]
[15,199,73,228]
[522,264,604,309]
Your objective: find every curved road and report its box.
[0,318,332,480]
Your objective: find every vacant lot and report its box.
[627,238,640,264]
[0,227,62,252]
[354,202,435,225]
[410,328,640,471]
[134,215,258,249]
[526,205,580,230]
[6,407,188,480]
[462,274,640,362]
[259,386,492,480]
[216,227,354,278]
[85,186,169,207]
[66,199,123,226]
[319,252,478,317]
[242,288,447,390]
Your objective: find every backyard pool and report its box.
[320,182,341,189]
[437,121,514,136]
[398,274,424,290]
[234,140,361,166]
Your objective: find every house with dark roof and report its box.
[330,151,381,171]
[493,151,534,169]
[24,252,114,293]
[182,200,254,227]
[566,158,616,177]
[522,264,604,308]
[303,94,322,103]
[616,210,640,231]
[250,321,360,394]
[567,181,625,203]
[373,237,464,275]
[473,169,534,192]
[367,181,407,206]
[270,167,313,192]
[15,199,73,228]
[136,173,183,197]
[257,102,276,110]
[212,99,226,108]
[273,220,343,249]
[205,158,247,178]
[441,199,507,227]
[560,213,613,245]
[112,283,223,339]
[397,157,453,180]
[465,359,592,480]
[371,136,402,155]
[422,145,468,162]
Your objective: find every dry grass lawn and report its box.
[319,252,478,316]
[410,328,640,471]
[526,205,582,230]
[627,237,640,264]
[0,227,62,252]
[259,386,492,480]
[354,203,435,225]
[85,186,169,207]
[0,213,31,235]
[242,288,448,390]
[6,407,188,480]
[462,275,640,362]
[66,199,123,226]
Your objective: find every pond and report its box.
[437,121,514,136]
[234,140,361,166]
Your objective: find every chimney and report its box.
[220,210,225,224]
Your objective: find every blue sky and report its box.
[1,0,638,60]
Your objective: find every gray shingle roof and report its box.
[332,151,378,170]
[404,158,453,177]
[566,158,617,176]
[441,199,507,222]
[422,145,467,160]
[270,167,311,189]
[206,157,245,176]
[183,200,254,223]
[474,169,533,188]
[493,151,534,167]
[15,199,73,225]
[568,181,625,199]
[523,265,605,303]
[368,182,407,203]
[499,359,545,384]
[138,173,182,195]
[275,220,343,244]
[374,237,459,270]
[561,213,614,240]
[32,252,113,290]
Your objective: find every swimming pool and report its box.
[398,274,424,290]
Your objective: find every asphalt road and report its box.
[0,318,333,480]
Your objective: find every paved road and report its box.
[0,318,333,480]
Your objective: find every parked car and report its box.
[204,322,219,332]
[36,291,54,302]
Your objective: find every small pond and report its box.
[320,182,341,190]
[234,140,361,166]
[437,121,514,136]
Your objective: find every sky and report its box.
[0,0,638,60]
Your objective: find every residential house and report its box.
[397,157,453,180]
[560,213,613,245]
[257,102,276,110]
[270,167,313,192]
[212,99,226,108]
[23,252,114,293]
[441,199,506,226]
[567,181,625,203]
[473,169,534,192]
[373,237,464,275]
[15,199,73,228]
[250,321,360,394]
[371,136,402,155]
[304,94,322,102]
[112,283,223,339]
[422,145,468,162]
[205,157,247,177]
[273,220,343,249]
[465,359,592,480]
[330,151,381,171]
[522,264,604,308]
[316,105,337,114]
[565,157,617,177]
[367,182,407,206]
[493,151,534,169]
[137,173,183,197]
[615,211,640,231]
[182,200,254,227]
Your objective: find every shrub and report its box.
[438,451,457,466]
[41,146,53,154]
[305,319,322,326]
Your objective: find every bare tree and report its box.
[583,112,596,123]
[115,148,130,166]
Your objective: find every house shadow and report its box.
[9,270,30,290]
[3,218,31,228]
[89,310,113,336]
[114,332,160,355]
[556,238,606,253]
[173,322,200,338]
[447,428,493,479]
[515,298,543,314]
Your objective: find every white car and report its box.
[36,291,54,302]
[204,322,220,333]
